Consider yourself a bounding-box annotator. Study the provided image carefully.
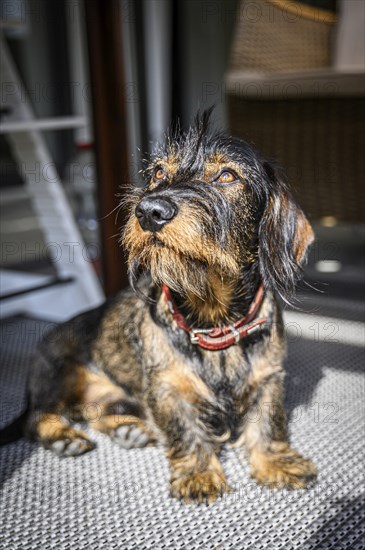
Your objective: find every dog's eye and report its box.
[216,170,238,184]
[154,167,166,181]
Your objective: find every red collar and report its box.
[161,283,268,351]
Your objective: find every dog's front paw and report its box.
[170,471,228,504]
[250,442,317,489]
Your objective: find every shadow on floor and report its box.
[284,337,364,419]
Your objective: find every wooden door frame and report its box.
[84,0,130,296]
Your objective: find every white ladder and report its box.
[0,32,104,321]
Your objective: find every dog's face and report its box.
[123,114,314,304]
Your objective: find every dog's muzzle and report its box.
[135,197,177,232]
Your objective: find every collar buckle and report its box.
[229,325,241,344]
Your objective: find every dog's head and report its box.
[123,111,313,305]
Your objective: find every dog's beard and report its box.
[123,214,241,301]
[132,245,209,298]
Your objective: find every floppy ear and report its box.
[258,163,314,302]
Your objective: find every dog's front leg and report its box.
[149,368,228,504]
[243,372,317,489]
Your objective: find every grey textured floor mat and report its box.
[0,307,364,550]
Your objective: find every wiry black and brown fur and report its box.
[2,112,317,504]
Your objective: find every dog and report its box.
[1,111,317,504]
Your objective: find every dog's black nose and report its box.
[135,197,177,232]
